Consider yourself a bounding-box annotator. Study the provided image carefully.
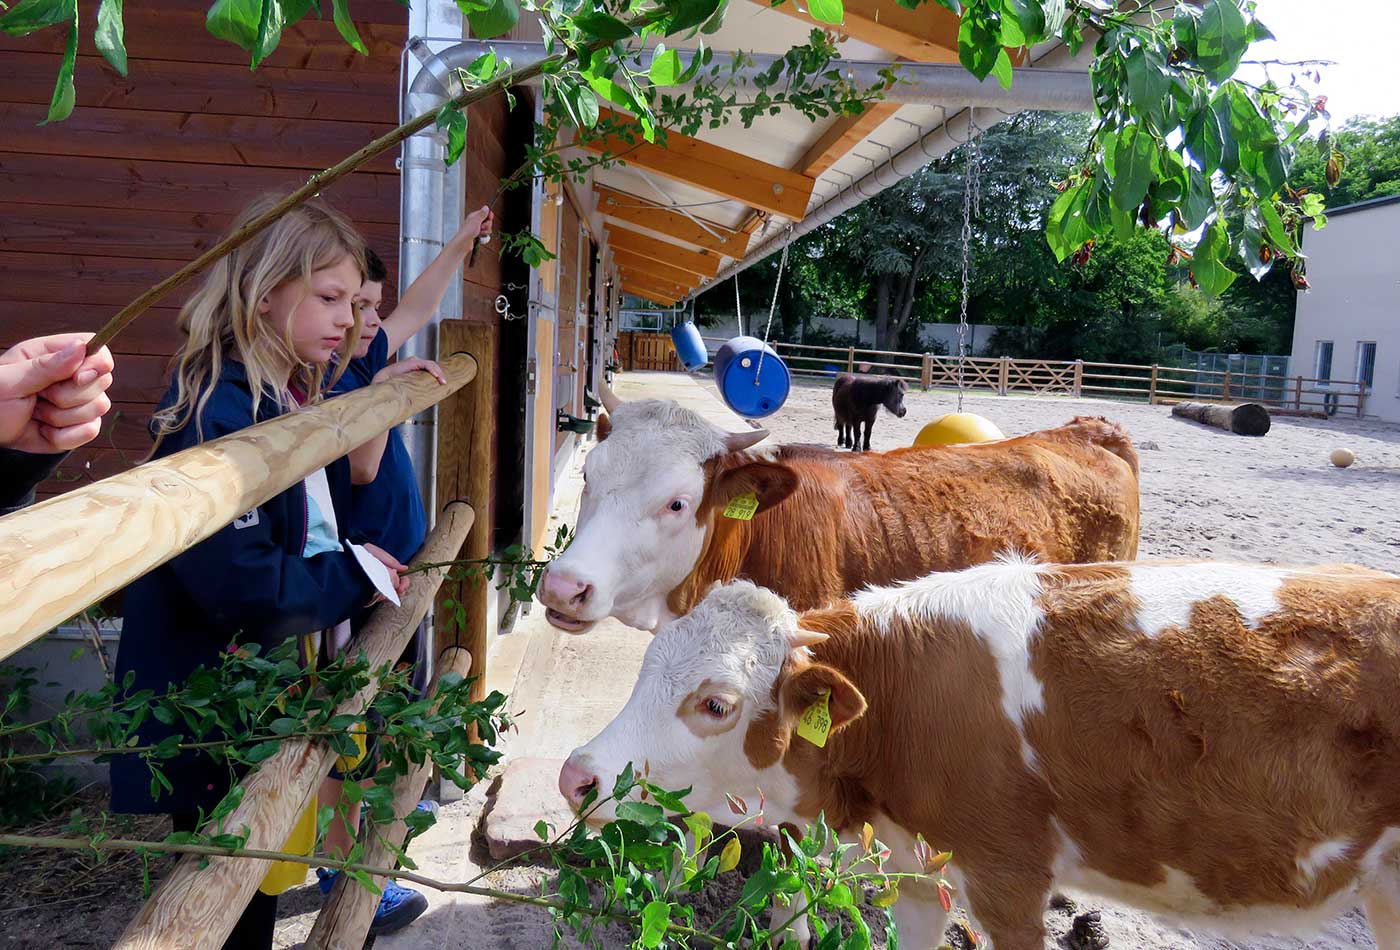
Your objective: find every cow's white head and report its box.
[538,391,795,633]
[557,581,867,825]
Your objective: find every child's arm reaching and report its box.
[346,357,446,485]
[379,206,494,355]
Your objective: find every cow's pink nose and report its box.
[540,568,593,610]
[559,755,600,809]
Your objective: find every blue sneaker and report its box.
[316,868,429,935]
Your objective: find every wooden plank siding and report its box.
[0,0,410,497]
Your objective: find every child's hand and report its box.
[361,542,410,600]
[455,206,494,248]
[373,358,447,386]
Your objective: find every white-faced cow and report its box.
[560,563,1400,949]
[537,393,1140,634]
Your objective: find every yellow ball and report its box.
[1330,448,1356,468]
[914,412,1006,447]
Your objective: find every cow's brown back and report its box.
[667,419,1140,616]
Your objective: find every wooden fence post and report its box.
[1223,367,1232,401]
[115,504,475,950]
[1357,381,1367,419]
[998,356,1010,396]
[1072,360,1083,398]
[846,347,855,374]
[1294,375,1303,411]
[305,645,474,950]
[1148,364,1160,404]
[921,353,932,391]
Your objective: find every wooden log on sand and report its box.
[304,645,474,950]
[0,354,476,659]
[1171,401,1271,436]
[114,503,474,950]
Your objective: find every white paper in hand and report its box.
[350,544,402,606]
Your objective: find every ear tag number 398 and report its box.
[797,689,832,748]
[723,492,760,521]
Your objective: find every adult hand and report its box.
[372,357,447,386]
[0,333,115,454]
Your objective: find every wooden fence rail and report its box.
[115,502,475,950]
[0,353,478,659]
[616,330,1368,418]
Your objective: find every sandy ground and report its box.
[8,378,1398,948]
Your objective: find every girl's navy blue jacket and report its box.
[111,361,374,816]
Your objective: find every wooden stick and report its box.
[304,645,474,950]
[1170,400,1271,436]
[83,12,665,356]
[114,503,476,950]
[0,354,476,660]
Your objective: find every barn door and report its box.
[524,168,561,557]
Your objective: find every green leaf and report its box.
[1186,102,1226,175]
[1173,4,1198,58]
[1125,46,1169,112]
[331,0,367,54]
[572,11,633,40]
[41,6,77,125]
[1002,0,1043,41]
[1298,192,1325,218]
[534,819,550,840]
[823,882,854,908]
[1191,220,1237,296]
[650,44,682,86]
[1194,0,1248,83]
[435,103,467,166]
[464,0,518,39]
[252,0,285,67]
[1110,125,1156,213]
[466,50,497,81]
[268,716,299,735]
[807,0,843,26]
[245,740,281,763]
[989,46,1012,90]
[957,0,1002,82]
[1180,167,1214,230]
[206,0,261,51]
[640,901,672,948]
[0,0,69,35]
[1256,199,1294,254]
[616,800,665,827]
[1045,180,1091,261]
[95,0,126,75]
[998,9,1025,48]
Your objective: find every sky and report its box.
[1246,0,1399,124]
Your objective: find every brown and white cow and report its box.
[537,394,1140,633]
[560,562,1400,949]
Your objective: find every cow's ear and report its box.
[779,662,867,735]
[713,461,798,514]
[595,412,612,442]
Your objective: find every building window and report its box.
[1314,340,1333,382]
[1355,342,1377,391]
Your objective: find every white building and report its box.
[1290,194,1400,422]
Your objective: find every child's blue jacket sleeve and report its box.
[163,411,374,646]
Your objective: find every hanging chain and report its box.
[734,273,745,337]
[956,113,981,414]
[754,227,793,385]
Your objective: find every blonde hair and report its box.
[152,193,366,449]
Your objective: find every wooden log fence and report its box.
[304,643,475,950]
[115,501,475,950]
[616,328,1370,419]
[0,353,479,659]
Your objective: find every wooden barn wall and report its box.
[0,0,410,497]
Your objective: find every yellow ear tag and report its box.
[796,689,832,748]
[723,491,760,521]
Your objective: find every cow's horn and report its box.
[600,383,622,413]
[725,428,769,452]
[787,629,829,650]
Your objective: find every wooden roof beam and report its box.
[797,101,904,177]
[613,248,707,288]
[595,187,751,258]
[771,0,1025,65]
[607,225,722,278]
[620,275,684,305]
[581,109,816,221]
[619,265,692,297]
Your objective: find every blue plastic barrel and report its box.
[670,321,709,371]
[712,335,790,418]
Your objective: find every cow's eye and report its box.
[667,498,687,513]
[704,698,731,719]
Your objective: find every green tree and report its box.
[1293,114,1400,207]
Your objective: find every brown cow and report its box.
[538,395,1140,633]
[561,562,1400,949]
